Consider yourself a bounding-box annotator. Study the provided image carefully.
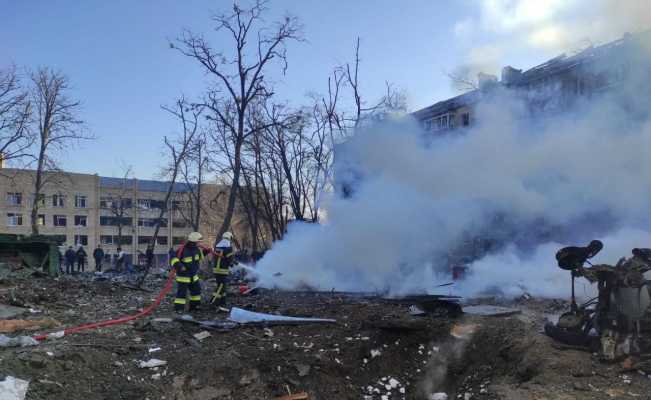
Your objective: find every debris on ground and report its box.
[192,330,211,341]
[0,334,38,348]
[364,318,428,332]
[0,305,28,319]
[0,376,30,400]
[408,304,427,316]
[1,272,651,399]
[138,359,167,368]
[274,392,309,400]
[0,235,61,277]
[228,307,337,325]
[462,305,521,317]
[176,316,238,331]
[450,323,480,339]
[295,363,311,377]
[0,319,60,333]
[385,294,463,318]
[0,262,39,281]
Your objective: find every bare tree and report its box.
[29,68,90,235]
[176,130,209,231]
[295,40,406,220]
[230,38,408,244]
[235,100,323,246]
[0,66,32,167]
[345,38,365,129]
[240,102,290,245]
[102,166,135,249]
[447,65,480,92]
[134,97,201,287]
[342,38,406,129]
[172,0,302,246]
[153,98,202,243]
[258,104,311,221]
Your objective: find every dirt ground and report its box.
[1,272,651,400]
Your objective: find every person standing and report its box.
[145,244,155,270]
[76,246,87,273]
[93,245,105,272]
[170,232,209,313]
[64,246,76,274]
[58,248,64,275]
[210,231,237,310]
[116,247,126,273]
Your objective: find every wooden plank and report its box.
[274,392,309,400]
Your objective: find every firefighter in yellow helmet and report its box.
[211,231,237,310]
[170,232,209,313]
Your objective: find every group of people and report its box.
[170,231,236,313]
[60,231,239,313]
[62,246,88,274]
[61,245,127,274]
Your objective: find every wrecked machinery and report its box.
[545,240,651,361]
[0,234,61,278]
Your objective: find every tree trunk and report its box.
[30,143,47,235]
[216,133,243,246]
[117,223,123,246]
[193,178,202,231]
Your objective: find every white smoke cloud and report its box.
[477,0,572,35]
[457,228,651,299]
[254,36,651,299]
[455,0,651,77]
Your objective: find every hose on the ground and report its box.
[32,269,176,341]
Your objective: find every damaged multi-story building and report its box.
[335,31,651,271]
[412,31,651,132]
[339,32,651,199]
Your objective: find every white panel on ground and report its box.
[0,376,29,400]
[462,305,521,317]
[228,307,336,324]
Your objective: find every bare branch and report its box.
[171,0,302,246]
[0,65,33,164]
[29,67,91,234]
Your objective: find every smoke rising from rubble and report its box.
[254,35,651,298]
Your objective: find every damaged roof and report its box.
[99,176,195,193]
[412,31,651,121]
[513,32,646,86]
[411,89,481,120]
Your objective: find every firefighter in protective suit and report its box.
[211,231,236,309]
[170,232,208,313]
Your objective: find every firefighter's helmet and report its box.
[187,232,203,243]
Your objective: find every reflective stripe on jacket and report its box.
[213,246,234,275]
[170,245,204,276]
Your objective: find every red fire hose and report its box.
[32,269,177,341]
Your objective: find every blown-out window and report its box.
[6,213,23,226]
[52,195,65,208]
[6,192,22,206]
[75,195,88,208]
[53,215,67,227]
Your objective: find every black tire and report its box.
[544,322,590,347]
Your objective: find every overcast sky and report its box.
[2,0,646,179]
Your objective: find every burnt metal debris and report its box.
[545,240,651,361]
[0,234,61,278]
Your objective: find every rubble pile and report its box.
[1,272,651,399]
